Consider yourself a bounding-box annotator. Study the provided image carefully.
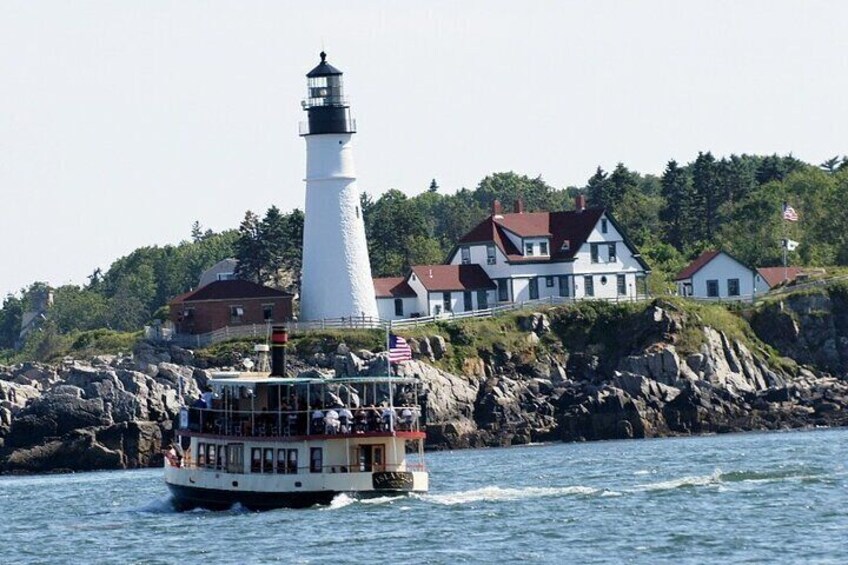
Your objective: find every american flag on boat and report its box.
[388,334,413,363]
[783,203,799,222]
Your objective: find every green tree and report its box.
[659,160,693,249]
[0,294,23,350]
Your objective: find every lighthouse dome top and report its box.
[306,51,343,78]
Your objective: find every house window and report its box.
[442,292,452,312]
[617,274,626,296]
[706,279,719,298]
[529,278,539,300]
[262,304,274,321]
[590,243,600,263]
[477,290,488,310]
[461,246,471,265]
[561,240,571,251]
[601,219,608,234]
[545,276,554,288]
[728,278,740,297]
[230,305,244,322]
[217,272,235,281]
[540,241,549,256]
[310,447,323,473]
[394,298,404,317]
[487,245,496,265]
[558,276,570,297]
[497,279,509,302]
[584,276,594,297]
[463,291,473,311]
[608,243,617,263]
[525,243,534,256]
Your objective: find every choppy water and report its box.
[2,428,848,564]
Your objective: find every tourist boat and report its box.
[164,327,429,510]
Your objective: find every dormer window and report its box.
[525,243,534,256]
[539,241,548,256]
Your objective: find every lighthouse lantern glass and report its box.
[306,75,344,107]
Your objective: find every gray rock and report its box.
[430,335,447,360]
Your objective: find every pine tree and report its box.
[659,160,692,249]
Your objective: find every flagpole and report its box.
[387,320,394,413]
[782,202,788,283]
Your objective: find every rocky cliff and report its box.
[2,295,847,473]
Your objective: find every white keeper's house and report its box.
[374,195,651,320]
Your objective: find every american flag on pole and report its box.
[783,203,799,222]
[388,334,412,363]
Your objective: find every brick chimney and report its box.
[513,198,524,214]
[492,199,503,217]
[575,193,586,212]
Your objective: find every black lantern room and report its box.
[300,52,356,136]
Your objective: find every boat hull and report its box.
[166,482,412,511]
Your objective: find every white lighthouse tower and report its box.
[299,52,378,322]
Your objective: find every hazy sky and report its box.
[2,1,846,297]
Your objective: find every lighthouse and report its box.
[298,52,378,322]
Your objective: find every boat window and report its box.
[217,444,226,470]
[208,445,217,469]
[197,442,205,466]
[310,447,323,473]
[263,448,274,473]
[276,449,287,474]
[287,449,298,474]
[251,448,262,473]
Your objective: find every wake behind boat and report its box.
[164,326,428,510]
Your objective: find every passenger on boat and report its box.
[325,408,340,434]
[381,405,396,432]
[401,406,414,431]
[366,405,380,431]
[311,408,325,434]
[339,406,354,434]
[354,408,367,433]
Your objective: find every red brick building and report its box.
[169,280,293,335]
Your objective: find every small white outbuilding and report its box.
[675,250,758,300]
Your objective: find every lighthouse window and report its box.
[355,205,360,218]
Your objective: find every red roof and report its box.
[373,277,417,298]
[757,267,803,288]
[171,280,292,303]
[410,264,496,292]
[674,250,721,281]
[458,209,606,263]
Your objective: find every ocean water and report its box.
[2,428,847,564]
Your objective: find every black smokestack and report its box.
[270,325,288,377]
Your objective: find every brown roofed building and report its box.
[169,280,293,335]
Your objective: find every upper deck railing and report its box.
[181,406,422,439]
